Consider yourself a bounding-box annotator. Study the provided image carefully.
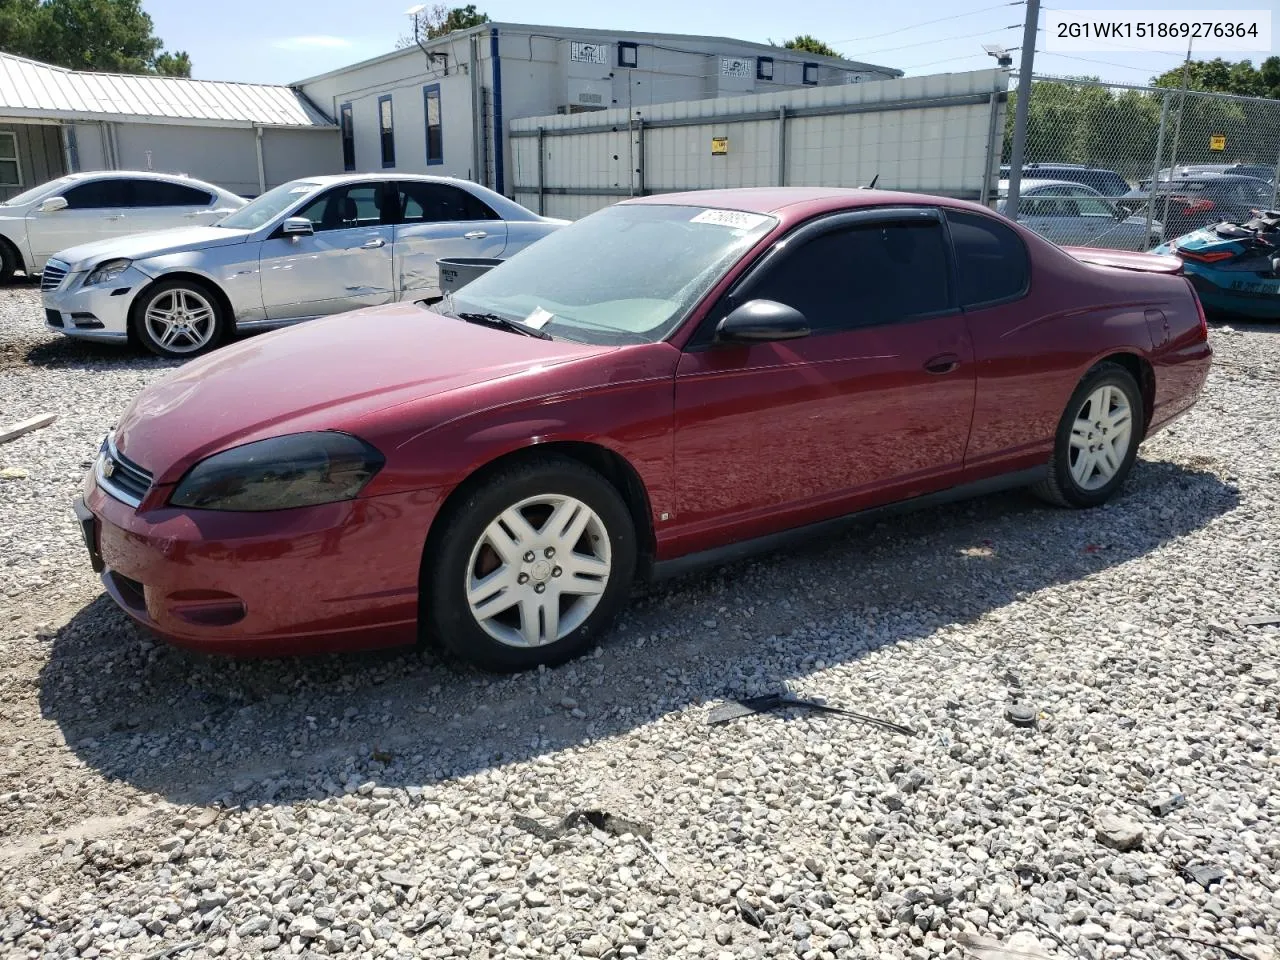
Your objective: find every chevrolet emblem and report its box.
[101,457,115,478]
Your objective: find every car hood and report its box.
[112,303,617,485]
[55,225,253,269]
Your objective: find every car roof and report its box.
[291,173,488,187]
[60,169,229,190]
[621,187,997,217]
[996,179,1102,194]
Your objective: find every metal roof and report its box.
[0,52,334,128]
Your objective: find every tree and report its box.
[396,4,490,48]
[1151,57,1280,100]
[0,0,191,76]
[770,34,843,58]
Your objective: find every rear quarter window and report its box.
[946,210,1029,308]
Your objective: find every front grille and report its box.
[96,436,153,508]
[41,260,69,292]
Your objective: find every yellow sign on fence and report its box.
[711,137,728,156]
[1209,134,1226,151]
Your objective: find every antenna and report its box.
[405,4,449,73]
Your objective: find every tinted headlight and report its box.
[85,258,132,286]
[170,432,384,512]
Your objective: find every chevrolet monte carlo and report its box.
[73,187,1212,671]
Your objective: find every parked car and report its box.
[41,174,567,357]
[1122,174,1273,239]
[0,170,245,282]
[1155,210,1280,320]
[997,179,1162,250]
[72,187,1212,671]
[1000,164,1131,197]
[1158,163,1275,185]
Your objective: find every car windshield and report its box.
[1,176,74,206]
[444,203,777,345]
[216,181,321,230]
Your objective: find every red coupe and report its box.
[73,188,1212,671]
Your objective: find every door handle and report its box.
[184,212,203,218]
[923,353,960,374]
[103,215,125,221]
[361,238,387,249]
[464,230,488,239]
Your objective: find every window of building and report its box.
[802,62,819,85]
[756,57,774,81]
[745,221,952,332]
[945,210,1029,307]
[378,95,395,169]
[0,132,20,186]
[617,42,638,68]
[423,85,443,166]
[340,103,355,171]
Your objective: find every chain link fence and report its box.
[998,76,1280,250]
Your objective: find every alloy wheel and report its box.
[1068,384,1133,491]
[464,494,612,648]
[144,288,218,354]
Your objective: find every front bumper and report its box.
[75,469,447,656]
[42,266,150,343]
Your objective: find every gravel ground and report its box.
[1,284,1278,960]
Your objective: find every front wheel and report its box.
[424,456,637,672]
[131,279,227,358]
[1033,361,1145,508]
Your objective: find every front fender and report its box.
[134,246,266,324]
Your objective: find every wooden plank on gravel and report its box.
[0,413,56,445]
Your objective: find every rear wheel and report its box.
[1033,362,1144,508]
[131,279,227,358]
[424,457,637,672]
[0,239,17,283]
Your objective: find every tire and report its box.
[1033,361,1145,508]
[424,456,637,672]
[130,278,227,358]
[0,239,17,284]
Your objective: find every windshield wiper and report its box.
[455,311,552,340]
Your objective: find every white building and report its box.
[297,22,900,196]
[0,51,339,200]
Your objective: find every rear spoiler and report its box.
[1063,246,1184,275]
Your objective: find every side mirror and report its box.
[38,196,68,213]
[1113,204,1128,222]
[715,299,810,343]
[281,217,314,237]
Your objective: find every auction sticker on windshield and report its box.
[690,209,771,231]
[524,306,555,329]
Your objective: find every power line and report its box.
[831,1,1025,46]
[1035,51,1161,75]
[845,24,1020,59]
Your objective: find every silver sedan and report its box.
[40,174,567,357]
[996,179,1163,252]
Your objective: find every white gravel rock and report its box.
[1,289,1278,960]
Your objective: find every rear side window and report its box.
[132,180,213,207]
[398,182,499,222]
[62,179,133,208]
[745,220,952,332]
[947,210,1029,307]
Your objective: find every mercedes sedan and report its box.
[73,187,1212,672]
[41,174,565,357]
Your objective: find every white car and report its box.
[42,174,568,357]
[0,170,246,281]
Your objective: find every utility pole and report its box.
[1003,0,1040,221]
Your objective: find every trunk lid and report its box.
[1062,247,1184,275]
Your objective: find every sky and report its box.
[143,0,1277,87]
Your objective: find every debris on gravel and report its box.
[2,288,1278,960]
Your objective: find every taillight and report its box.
[1188,279,1208,340]
[1171,196,1215,214]
[1176,248,1234,263]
